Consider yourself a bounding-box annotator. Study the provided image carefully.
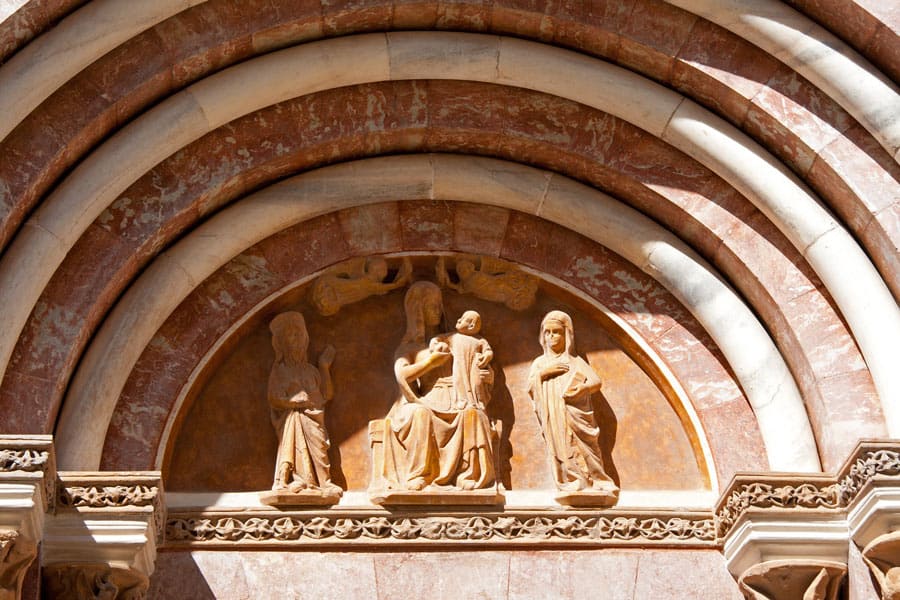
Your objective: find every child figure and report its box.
[430,310,494,410]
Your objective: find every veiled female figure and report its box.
[268,311,340,495]
[380,281,496,491]
[528,310,614,492]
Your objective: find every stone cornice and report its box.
[164,509,716,548]
[716,440,900,539]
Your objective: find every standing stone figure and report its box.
[265,311,341,501]
[528,310,617,504]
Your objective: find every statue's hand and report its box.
[290,391,310,406]
[319,344,336,368]
[429,348,452,365]
[542,363,569,380]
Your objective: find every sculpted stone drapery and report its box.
[262,311,341,505]
[311,257,412,316]
[528,310,617,505]
[369,282,499,502]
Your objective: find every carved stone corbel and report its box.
[0,435,55,600]
[737,559,846,600]
[42,472,164,593]
[0,531,37,600]
[41,563,148,600]
[844,445,900,599]
[862,532,900,600]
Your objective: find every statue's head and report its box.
[456,259,476,278]
[366,257,388,282]
[540,310,575,356]
[403,281,444,342]
[270,311,309,362]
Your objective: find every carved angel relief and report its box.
[311,256,412,316]
[260,311,342,507]
[436,256,538,310]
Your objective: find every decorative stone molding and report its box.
[43,472,164,584]
[737,559,846,600]
[717,479,841,538]
[164,510,716,548]
[718,441,900,595]
[0,435,55,600]
[845,444,900,600]
[717,442,900,540]
[41,563,149,600]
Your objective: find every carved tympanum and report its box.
[369,282,500,505]
[261,311,341,506]
[738,560,846,600]
[42,564,149,600]
[0,531,37,600]
[311,256,411,316]
[528,310,617,506]
[863,531,900,600]
[436,256,537,310]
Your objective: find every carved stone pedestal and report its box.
[369,488,505,507]
[737,559,846,600]
[259,488,342,507]
[555,482,619,507]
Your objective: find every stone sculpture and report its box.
[528,310,618,506]
[436,256,537,310]
[428,310,494,411]
[369,282,501,505]
[311,256,412,316]
[261,311,341,506]
[0,531,36,600]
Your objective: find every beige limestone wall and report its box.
[150,549,743,599]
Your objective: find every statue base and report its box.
[260,488,342,507]
[369,488,505,507]
[555,483,619,507]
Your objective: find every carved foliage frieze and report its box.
[716,447,900,539]
[58,485,159,509]
[165,512,715,547]
[0,449,49,473]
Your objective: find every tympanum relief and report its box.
[369,282,502,505]
[169,254,708,509]
[436,256,538,310]
[529,311,618,506]
[311,256,412,316]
